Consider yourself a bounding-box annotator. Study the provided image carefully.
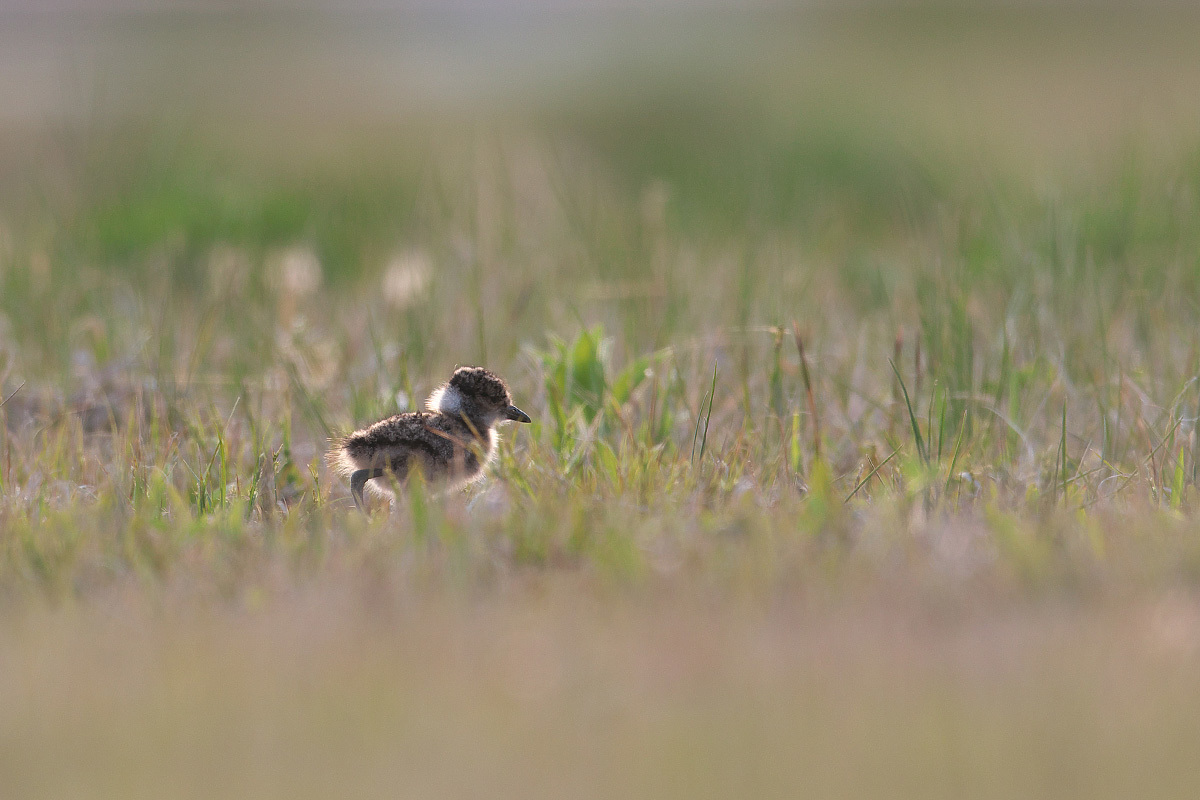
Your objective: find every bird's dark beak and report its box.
[505,405,532,423]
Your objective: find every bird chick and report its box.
[328,366,531,510]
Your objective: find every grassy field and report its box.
[4,6,1200,798]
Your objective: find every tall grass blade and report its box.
[1172,445,1186,509]
[943,407,970,498]
[1060,402,1068,500]
[889,358,927,466]
[792,322,820,460]
[696,362,718,466]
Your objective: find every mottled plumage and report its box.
[328,366,531,510]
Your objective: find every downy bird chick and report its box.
[328,366,531,510]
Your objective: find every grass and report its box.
[4,6,1200,798]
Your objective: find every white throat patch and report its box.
[427,385,464,415]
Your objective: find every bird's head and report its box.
[427,366,531,426]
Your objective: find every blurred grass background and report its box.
[4,3,1200,798]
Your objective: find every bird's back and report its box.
[330,410,493,490]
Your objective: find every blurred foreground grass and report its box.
[4,6,1200,798]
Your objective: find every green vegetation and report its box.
[4,8,1200,799]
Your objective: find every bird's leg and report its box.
[350,468,385,512]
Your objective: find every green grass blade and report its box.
[889,358,927,466]
[697,362,718,466]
